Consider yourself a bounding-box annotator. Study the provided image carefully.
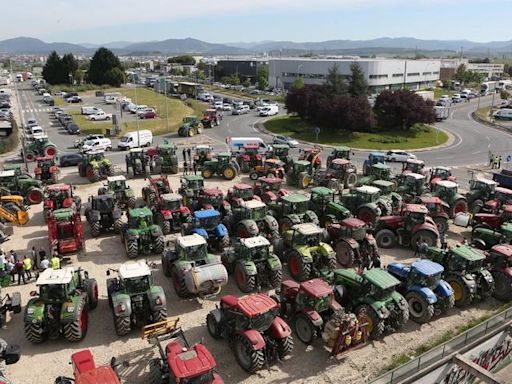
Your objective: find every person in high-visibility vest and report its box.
[50,255,61,270]
[23,256,32,280]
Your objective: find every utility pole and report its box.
[10,59,28,171]
[133,78,140,147]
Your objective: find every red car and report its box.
[140,110,157,119]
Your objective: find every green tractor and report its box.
[357,163,396,190]
[332,268,409,339]
[121,207,165,259]
[271,193,319,233]
[201,152,238,180]
[308,186,351,228]
[372,179,403,216]
[0,169,44,205]
[340,186,382,225]
[126,148,153,178]
[24,135,58,162]
[274,223,336,282]
[178,175,204,211]
[430,180,468,218]
[396,173,427,202]
[286,160,312,189]
[222,235,282,293]
[24,267,98,343]
[466,178,498,213]
[150,140,179,174]
[326,146,352,168]
[471,223,512,250]
[177,116,203,137]
[98,175,136,210]
[427,245,495,307]
[78,150,114,182]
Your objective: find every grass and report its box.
[476,106,492,122]
[203,84,285,103]
[264,115,448,150]
[433,88,454,100]
[0,119,19,154]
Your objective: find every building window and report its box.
[422,72,431,76]
[392,73,404,77]
[432,71,439,75]
[407,72,420,77]
[369,74,388,79]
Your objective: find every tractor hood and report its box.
[378,215,404,227]
[364,268,400,290]
[166,342,217,380]
[76,366,121,384]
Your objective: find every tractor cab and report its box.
[353,186,381,204]
[35,155,57,175]
[240,144,262,166]
[254,177,285,194]
[118,260,152,294]
[493,187,512,206]
[0,170,16,185]
[329,158,355,176]
[402,204,429,230]
[470,179,496,195]
[430,166,455,184]
[128,207,154,228]
[69,350,121,384]
[292,160,312,175]
[175,234,208,262]
[299,147,322,168]
[270,144,290,159]
[239,199,268,221]
[90,194,115,212]
[399,173,426,197]
[310,186,337,205]
[106,175,128,194]
[36,267,77,304]
[84,150,105,162]
[281,278,336,313]
[160,193,184,212]
[216,152,233,166]
[228,183,255,201]
[362,152,385,175]
[418,196,448,214]
[126,147,147,161]
[193,145,213,165]
[46,183,73,205]
[372,179,397,195]
[330,146,352,161]
[220,293,279,330]
[432,180,459,200]
[193,209,222,231]
[368,163,391,179]
[408,260,443,288]
[281,194,310,215]
[157,140,177,156]
[286,223,323,247]
[444,245,485,273]
[338,218,368,241]
[180,175,204,193]
[264,158,285,171]
[403,159,426,175]
[239,236,271,262]
[199,187,224,209]
[487,244,512,268]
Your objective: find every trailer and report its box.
[434,106,449,121]
[178,82,201,98]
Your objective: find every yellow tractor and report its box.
[0,196,29,225]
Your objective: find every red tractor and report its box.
[374,204,439,249]
[34,155,60,184]
[143,317,223,384]
[429,166,456,189]
[54,349,121,384]
[142,175,173,207]
[48,208,85,254]
[201,109,221,129]
[402,159,428,177]
[469,206,512,230]
[153,193,191,235]
[252,177,289,205]
[236,144,263,173]
[43,183,81,223]
[198,187,229,212]
[479,186,512,214]
[415,196,450,234]
[485,244,512,302]
[225,183,261,209]
[206,293,293,373]
[298,147,322,169]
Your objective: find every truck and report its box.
[492,169,512,189]
[434,106,449,121]
[480,81,497,95]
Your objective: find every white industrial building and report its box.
[268,58,441,94]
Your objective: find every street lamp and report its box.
[297,64,303,78]
[10,59,28,171]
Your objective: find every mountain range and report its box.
[1,36,512,55]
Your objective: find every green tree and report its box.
[168,55,196,65]
[105,68,125,87]
[42,51,65,85]
[348,63,368,97]
[291,76,305,90]
[61,53,78,84]
[242,79,251,88]
[454,64,467,83]
[88,47,124,86]
[256,65,268,90]
[325,64,347,97]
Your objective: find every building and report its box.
[215,58,269,83]
[268,57,441,94]
[440,59,504,80]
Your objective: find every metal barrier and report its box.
[371,306,512,384]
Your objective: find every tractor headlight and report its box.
[155,296,163,305]
[67,306,75,313]
[116,303,126,313]
[27,307,34,315]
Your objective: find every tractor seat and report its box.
[220,295,239,309]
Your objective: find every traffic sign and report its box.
[314,127,321,135]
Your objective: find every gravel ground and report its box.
[1,172,503,384]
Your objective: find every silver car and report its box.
[272,135,299,148]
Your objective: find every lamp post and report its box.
[133,78,140,147]
[10,59,28,171]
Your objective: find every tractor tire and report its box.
[375,229,397,249]
[279,217,295,234]
[144,165,151,178]
[113,218,123,234]
[127,167,134,179]
[345,173,358,189]
[24,322,46,343]
[273,238,284,260]
[234,334,265,373]
[241,161,250,173]
[288,250,311,282]
[161,219,171,235]
[219,235,230,252]
[85,278,99,310]
[172,267,189,298]
[249,172,259,180]
[357,207,376,224]
[171,164,179,174]
[63,297,88,342]
[298,172,310,189]
[394,306,409,329]
[406,291,434,324]
[113,314,131,336]
[293,313,316,345]
[356,305,384,340]
[335,241,355,267]
[44,145,57,157]
[188,129,195,137]
[277,335,294,358]
[126,197,136,209]
[446,274,473,308]
[90,220,101,237]
[161,253,172,277]
[235,262,256,293]
[153,164,162,175]
[91,169,100,182]
[440,295,455,314]
[327,179,340,192]
[201,168,213,179]
[106,165,114,176]
[493,271,512,302]
[148,359,163,384]
[153,235,165,254]
[223,165,237,181]
[471,199,484,214]
[410,229,438,248]
[450,198,468,218]
[269,268,282,288]
[126,239,138,259]
[152,308,168,323]
[78,164,86,177]
[206,312,222,339]
[25,151,36,162]
[26,187,44,205]
[434,216,449,234]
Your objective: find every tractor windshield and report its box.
[284,200,308,214]
[181,244,207,261]
[236,188,253,200]
[262,181,280,192]
[58,222,74,239]
[249,245,269,261]
[300,233,320,247]
[39,284,67,302]
[495,190,512,204]
[187,180,204,190]
[358,191,378,203]
[204,194,223,207]
[370,286,394,300]
[180,371,215,384]
[434,169,450,178]
[124,276,150,293]
[249,206,266,221]
[96,197,114,211]
[298,291,331,313]
[162,199,181,211]
[130,215,153,227]
[250,309,276,332]
[406,212,426,225]
[350,225,366,241]
[197,215,220,229]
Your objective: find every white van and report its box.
[81,138,112,153]
[227,137,272,155]
[494,109,512,121]
[259,105,279,117]
[81,106,103,115]
[117,130,153,150]
[104,96,117,104]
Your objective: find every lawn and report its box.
[476,106,492,122]
[433,88,453,100]
[264,116,448,150]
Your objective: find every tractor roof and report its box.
[411,259,444,276]
[177,233,207,248]
[194,209,220,219]
[311,186,334,195]
[355,185,380,194]
[162,193,182,202]
[341,217,366,228]
[331,158,350,166]
[282,193,309,203]
[300,278,333,299]
[52,208,74,220]
[490,244,512,258]
[294,160,311,166]
[118,260,151,279]
[496,186,512,194]
[241,235,270,249]
[37,267,75,285]
[202,188,223,196]
[436,180,457,188]
[407,159,424,165]
[407,173,425,180]
[372,163,390,170]
[0,170,15,177]
[128,207,152,218]
[243,199,266,209]
[293,223,322,235]
[235,293,279,317]
[166,343,216,380]
[372,179,394,188]
[434,166,450,171]
[405,204,428,214]
[233,183,252,190]
[334,146,350,151]
[184,175,203,181]
[475,178,496,185]
[363,268,400,289]
[130,147,144,153]
[75,366,121,384]
[418,196,441,204]
[107,175,126,182]
[46,183,71,191]
[452,245,485,262]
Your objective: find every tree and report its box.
[61,53,78,84]
[324,64,347,97]
[42,51,66,85]
[291,76,305,90]
[454,64,467,83]
[88,48,124,86]
[167,55,196,65]
[348,63,369,97]
[257,65,268,90]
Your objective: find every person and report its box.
[50,254,61,270]
[9,250,18,262]
[439,231,447,250]
[23,255,32,280]
[187,147,192,162]
[183,160,188,175]
[40,256,50,270]
[29,246,37,270]
[462,237,468,245]
[498,155,502,169]
[182,148,186,162]
[419,240,429,259]
[6,260,15,283]
[193,161,197,175]
[489,151,493,167]
[371,252,381,269]
[413,240,420,257]
[0,252,5,272]
[15,258,25,284]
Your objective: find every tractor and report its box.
[237,144,263,173]
[371,179,403,216]
[178,175,204,210]
[206,293,293,373]
[78,150,114,182]
[268,144,292,170]
[332,268,409,339]
[222,236,282,293]
[201,152,238,180]
[429,180,468,218]
[339,186,383,225]
[427,245,495,307]
[396,173,427,202]
[178,116,203,137]
[326,217,378,269]
[470,223,512,250]
[84,194,123,237]
[0,169,44,205]
[121,207,165,258]
[161,234,228,298]
[193,145,214,167]
[274,223,336,282]
[469,205,512,230]
[357,163,396,190]
[99,175,136,210]
[147,140,179,174]
[429,166,456,188]
[286,160,312,189]
[276,278,368,352]
[271,193,319,233]
[374,204,439,249]
[466,178,498,213]
[474,186,512,215]
[142,175,173,208]
[362,152,386,176]
[253,176,289,205]
[43,183,81,222]
[47,208,85,254]
[24,135,58,162]
[298,146,322,169]
[201,108,221,128]
[326,146,352,167]
[223,199,280,242]
[24,267,98,343]
[402,159,428,177]
[152,193,191,235]
[54,350,121,384]
[313,159,358,191]
[387,260,454,323]
[198,187,228,212]
[126,148,153,178]
[308,186,351,228]
[249,158,285,180]
[107,260,167,336]
[485,244,512,301]
[34,155,60,184]
[143,317,223,384]
[183,209,230,252]
[226,183,260,210]
[415,196,450,234]
[0,195,29,226]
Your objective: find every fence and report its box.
[371,306,512,384]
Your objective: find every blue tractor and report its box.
[183,209,230,252]
[387,259,455,323]
[362,152,386,176]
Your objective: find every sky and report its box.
[1,0,511,44]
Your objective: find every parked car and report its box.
[87,111,112,121]
[272,135,299,148]
[74,134,106,148]
[66,123,80,135]
[81,137,112,153]
[222,103,232,111]
[385,150,417,162]
[232,105,250,115]
[66,96,82,103]
[139,110,157,119]
[451,94,463,104]
[59,152,84,167]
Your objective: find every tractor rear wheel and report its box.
[394,306,409,329]
[234,334,265,373]
[249,172,259,180]
[26,187,44,205]
[63,297,88,342]
[172,267,189,298]
[410,230,438,248]
[357,207,376,224]
[335,241,355,267]
[148,359,163,384]
[125,239,138,259]
[206,312,222,339]
[298,172,310,189]
[288,250,311,282]
[161,219,171,235]
[153,235,165,254]
[446,274,472,307]
[113,218,123,234]
[85,279,99,310]
[24,321,46,343]
[493,271,512,301]
[219,235,230,252]
[277,335,294,358]
[25,151,36,162]
[235,263,256,293]
[450,198,468,218]
[152,308,167,323]
[356,305,384,340]
[90,168,100,182]
[375,229,397,248]
[269,268,282,288]
[223,165,236,180]
[293,313,316,345]
[440,295,455,314]
[90,220,101,237]
[406,291,434,324]
[113,314,131,336]
[188,129,195,137]
[127,167,134,179]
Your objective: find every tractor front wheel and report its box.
[335,241,355,267]
[127,197,136,209]
[493,271,512,302]
[234,334,265,373]
[125,239,138,259]
[410,229,438,248]
[113,314,131,336]
[148,359,163,384]
[24,322,46,343]
[152,308,168,323]
[161,253,172,277]
[113,218,123,234]
[277,335,294,358]
[153,235,165,254]
[206,312,222,339]
[298,172,310,189]
[63,297,88,342]
[356,305,384,340]
[288,250,311,282]
[269,268,282,288]
[223,165,237,180]
[26,187,44,205]
[345,173,358,188]
[127,167,134,179]
[406,291,434,324]
[293,313,316,345]
[447,274,472,307]
[235,263,256,293]
[25,151,36,162]
[90,220,101,237]
[249,172,259,180]
[218,235,230,252]
[85,279,99,310]
[161,219,171,235]
[375,229,397,249]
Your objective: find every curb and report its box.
[471,111,512,134]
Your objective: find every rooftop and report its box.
[282,193,309,203]
[241,236,270,249]
[118,260,151,279]
[107,175,126,182]
[37,267,74,285]
[293,223,322,235]
[162,193,182,202]
[300,278,333,299]
[46,183,70,191]
[243,199,266,209]
[411,259,444,276]
[405,204,428,214]
[331,158,350,166]
[356,185,380,194]
[0,170,15,177]
[407,173,426,180]
[177,233,207,248]
[130,147,144,153]
[436,180,457,188]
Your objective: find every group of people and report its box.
[489,153,502,169]
[0,246,62,285]
[182,147,198,175]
